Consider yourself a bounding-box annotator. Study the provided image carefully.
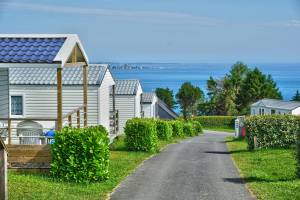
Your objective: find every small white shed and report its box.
[141,92,158,118]
[8,64,115,135]
[110,79,143,134]
[251,99,300,116]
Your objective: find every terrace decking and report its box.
[8,145,52,170]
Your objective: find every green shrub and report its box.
[297,131,300,178]
[194,116,235,128]
[192,121,203,135]
[124,118,158,152]
[245,115,299,150]
[156,120,172,140]
[51,126,109,182]
[170,120,184,137]
[183,123,194,136]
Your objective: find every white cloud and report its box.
[0,2,220,26]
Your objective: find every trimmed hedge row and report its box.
[193,116,235,128]
[170,121,184,138]
[124,118,204,152]
[124,118,158,152]
[183,123,194,136]
[245,115,299,150]
[192,121,203,135]
[156,120,172,140]
[51,126,109,183]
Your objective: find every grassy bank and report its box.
[9,136,186,200]
[226,137,300,200]
[204,126,234,133]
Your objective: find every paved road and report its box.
[110,131,255,200]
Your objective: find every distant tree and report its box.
[199,62,248,116]
[199,62,282,116]
[238,67,282,114]
[155,87,176,108]
[292,90,300,101]
[176,82,204,120]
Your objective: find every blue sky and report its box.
[0,0,300,63]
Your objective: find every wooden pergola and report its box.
[0,34,89,131]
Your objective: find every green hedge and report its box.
[183,123,194,136]
[51,126,109,182]
[192,121,203,135]
[193,116,235,128]
[245,115,299,150]
[297,131,300,178]
[124,118,158,152]
[156,120,172,140]
[170,121,184,138]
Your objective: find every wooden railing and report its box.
[63,105,86,128]
[110,110,119,135]
[0,105,86,145]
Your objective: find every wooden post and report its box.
[68,115,72,127]
[112,85,116,134]
[76,110,80,128]
[0,138,8,200]
[140,93,143,118]
[7,119,11,145]
[83,65,88,127]
[57,68,63,131]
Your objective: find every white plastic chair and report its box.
[17,120,43,145]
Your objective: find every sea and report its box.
[109,63,300,101]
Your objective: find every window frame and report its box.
[10,94,25,118]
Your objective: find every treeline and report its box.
[155,62,300,118]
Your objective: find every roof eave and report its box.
[54,35,89,67]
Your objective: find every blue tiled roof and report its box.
[0,37,66,63]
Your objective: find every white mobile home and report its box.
[251,99,300,116]
[110,79,143,133]
[141,92,158,118]
[8,64,115,135]
[0,34,102,145]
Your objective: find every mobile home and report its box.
[110,79,143,133]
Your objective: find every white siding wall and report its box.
[8,85,99,144]
[142,95,158,118]
[0,69,9,118]
[251,106,291,116]
[142,104,151,118]
[110,95,135,134]
[98,70,115,131]
[291,107,300,115]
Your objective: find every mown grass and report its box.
[204,126,234,133]
[9,135,187,200]
[226,137,300,200]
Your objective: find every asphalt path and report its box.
[110,131,255,200]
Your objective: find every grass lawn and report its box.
[204,126,234,133]
[226,137,300,200]
[8,136,188,200]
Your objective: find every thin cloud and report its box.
[264,19,300,28]
[0,2,220,26]
[285,19,300,27]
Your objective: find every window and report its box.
[11,96,23,116]
[271,109,276,115]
